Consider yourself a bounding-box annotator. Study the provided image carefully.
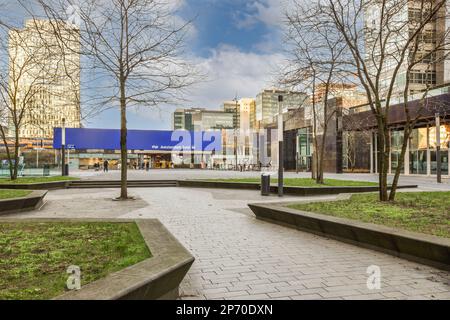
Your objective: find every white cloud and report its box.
[236,0,288,30]
[125,45,287,129]
[187,44,285,108]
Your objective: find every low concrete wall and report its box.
[0,190,47,215]
[1,179,417,195]
[179,180,417,195]
[178,180,260,190]
[248,200,450,271]
[0,181,72,190]
[52,218,195,300]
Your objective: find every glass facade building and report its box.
[370,125,450,176]
[297,127,313,172]
[256,90,307,126]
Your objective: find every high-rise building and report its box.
[173,108,193,130]
[172,108,234,131]
[256,89,307,126]
[236,98,257,163]
[237,98,256,131]
[223,100,240,128]
[8,20,81,139]
[314,83,367,108]
[364,0,450,97]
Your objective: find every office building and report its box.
[256,89,307,126]
[344,85,450,176]
[8,19,81,139]
[223,101,240,129]
[364,0,450,97]
[172,108,234,131]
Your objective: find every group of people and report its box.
[93,160,109,172]
[93,160,151,172]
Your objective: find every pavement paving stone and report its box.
[10,174,450,300]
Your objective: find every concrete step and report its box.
[70,180,178,184]
[68,184,177,189]
[68,180,178,189]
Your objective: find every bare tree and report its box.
[0,18,65,179]
[341,107,373,172]
[281,0,351,184]
[38,0,200,200]
[324,0,449,201]
[388,8,450,200]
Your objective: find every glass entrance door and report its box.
[430,151,449,175]
[298,156,312,172]
[409,150,428,175]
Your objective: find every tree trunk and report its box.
[389,126,410,201]
[12,131,20,180]
[317,131,327,184]
[3,138,14,180]
[377,118,389,202]
[119,77,128,200]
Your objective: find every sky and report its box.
[1,0,289,130]
[87,0,288,130]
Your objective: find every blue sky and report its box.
[1,0,287,130]
[179,0,277,57]
[87,0,286,130]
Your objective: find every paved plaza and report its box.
[71,169,450,191]
[9,172,450,300]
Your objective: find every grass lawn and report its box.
[0,176,79,184]
[0,222,151,300]
[206,178,378,187]
[288,192,450,238]
[0,190,31,200]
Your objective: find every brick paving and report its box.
[72,169,450,191]
[11,186,450,300]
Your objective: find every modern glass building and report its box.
[368,125,450,176]
[172,108,234,131]
[256,89,308,126]
[346,85,450,177]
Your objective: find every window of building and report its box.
[409,127,428,175]
[408,8,435,23]
[430,125,450,175]
[391,130,405,173]
[412,51,436,64]
[297,127,312,172]
[409,70,436,84]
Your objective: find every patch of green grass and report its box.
[0,176,79,184]
[0,190,31,200]
[288,192,450,238]
[0,222,151,300]
[206,178,378,187]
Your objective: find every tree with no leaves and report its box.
[323,0,449,201]
[0,18,70,180]
[39,0,200,200]
[281,0,352,184]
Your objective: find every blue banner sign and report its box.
[53,128,222,152]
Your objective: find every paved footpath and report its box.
[11,187,450,300]
[73,169,450,191]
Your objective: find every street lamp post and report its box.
[436,113,442,183]
[61,118,66,176]
[278,95,284,197]
[234,96,239,170]
[36,128,44,169]
[35,138,39,169]
[296,134,299,174]
[36,139,43,169]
